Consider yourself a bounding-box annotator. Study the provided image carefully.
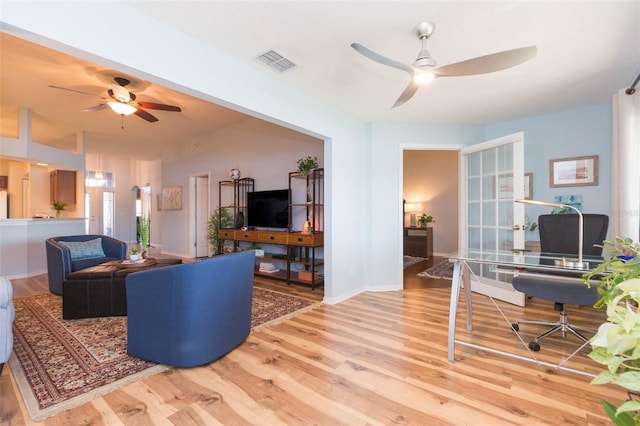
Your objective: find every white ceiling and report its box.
[1,1,638,160]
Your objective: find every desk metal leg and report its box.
[448,259,467,362]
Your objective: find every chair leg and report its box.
[512,303,596,350]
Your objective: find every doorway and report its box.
[402,149,460,259]
[190,174,210,258]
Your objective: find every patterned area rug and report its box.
[403,256,427,268]
[417,260,454,280]
[10,287,318,421]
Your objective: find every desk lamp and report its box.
[514,198,589,269]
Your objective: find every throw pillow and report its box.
[59,238,106,260]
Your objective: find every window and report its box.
[86,170,114,188]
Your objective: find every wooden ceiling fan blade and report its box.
[351,43,414,75]
[84,104,108,112]
[392,81,420,108]
[434,46,537,77]
[48,85,105,99]
[134,108,159,122]
[136,101,182,112]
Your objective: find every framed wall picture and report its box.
[497,175,513,199]
[162,186,182,210]
[549,155,598,188]
[524,172,533,200]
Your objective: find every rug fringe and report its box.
[9,353,169,422]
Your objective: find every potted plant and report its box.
[416,214,434,228]
[130,246,140,262]
[247,243,264,257]
[52,201,67,218]
[296,156,318,175]
[208,208,233,255]
[583,237,640,425]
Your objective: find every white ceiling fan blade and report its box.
[392,81,420,108]
[351,42,414,75]
[48,85,105,99]
[434,46,537,77]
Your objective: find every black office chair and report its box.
[511,213,609,351]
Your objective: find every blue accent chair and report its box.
[45,235,127,295]
[126,251,255,367]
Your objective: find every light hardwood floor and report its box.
[1,258,627,425]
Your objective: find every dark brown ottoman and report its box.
[62,258,182,319]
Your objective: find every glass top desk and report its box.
[447,249,603,376]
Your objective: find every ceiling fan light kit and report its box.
[107,101,137,116]
[352,21,537,108]
[49,76,182,123]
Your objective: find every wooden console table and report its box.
[219,229,323,289]
[403,227,433,258]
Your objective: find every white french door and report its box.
[460,132,526,306]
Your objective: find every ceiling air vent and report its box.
[256,50,296,73]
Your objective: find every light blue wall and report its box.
[366,123,482,290]
[484,104,612,239]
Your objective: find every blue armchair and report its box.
[45,235,127,295]
[126,251,255,367]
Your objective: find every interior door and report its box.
[86,187,100,235]
[460,132,526,306]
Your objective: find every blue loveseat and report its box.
[126,250,255,367]
[45,235,127,295]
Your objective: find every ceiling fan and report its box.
[49,77,182,122]
[351,22,537,108]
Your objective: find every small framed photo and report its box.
[524,172,533,200]
[549,155,598,188]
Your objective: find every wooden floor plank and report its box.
[5,269,628,425]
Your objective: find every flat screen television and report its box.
[247,189,290,229]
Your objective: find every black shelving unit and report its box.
[287,168,324,288]
[218,177,254,253]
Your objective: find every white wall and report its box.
[2,2,367,303]
[160,117,324,257]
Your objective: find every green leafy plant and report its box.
[416,214,434,228]
[596,237,640,258]
[130,246,139,255]
[208,208,233,255]
[52,201,67,217]
[139,213,151,250]
[296,156,318,175]
[583,237,640,424]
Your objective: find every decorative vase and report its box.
[229,168,241,181]
[130,254,139,262]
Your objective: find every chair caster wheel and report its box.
[511,323,519,332]
[529,341,540,351]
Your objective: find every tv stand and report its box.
[218,229,323,289]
